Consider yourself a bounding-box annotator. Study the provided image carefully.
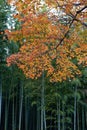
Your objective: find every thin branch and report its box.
[77,6,87,14]
[56,5,87,48]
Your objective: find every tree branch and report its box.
[77,5,87,14]
[56,5,87,48]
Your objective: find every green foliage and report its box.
[71,78,81,87]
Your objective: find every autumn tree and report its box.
[6,0,87,83]
[5,2,87,129]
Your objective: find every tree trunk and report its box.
[77,104,79,130]
[82,105,85,130]
[41,71,46,130]
[0,74,2,125]
[25,98,28,130]
[25,97,29,130]
[12,92,15,130]
[4,82,12,130]
[14,90,18,130]
[86,107,87,129]
[41,84,44,130]
[62,103,65,130]
[37,102,40,130]
[4,94,8,130]
[74,86,77,130]
[57,99,60,130]
[19,80,23,130]
[44,103,46,130]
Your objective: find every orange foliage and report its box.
[6,0,87,82]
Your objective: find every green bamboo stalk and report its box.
[57,99,60,130]
[50,113,52,130]
[77,104,79,130]
[74,86,77,130]
[12,89,15,130]
[86,107,87,129]
[82,105,85,130]
[25,97,29,130]
[41,87,44,130]
[4,82,12,130]
[4,93,8,130]
[62,102,65,130]
[0,75,2,125]
[37,102,40,130]
[19,80,23,130]
[41,71,46,130]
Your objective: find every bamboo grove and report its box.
[0,0,87,130]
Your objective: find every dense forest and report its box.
[0,0,87,130]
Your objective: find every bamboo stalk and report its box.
[19,80,23,130]
[0,75,2,125]
[74,86,77,130]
